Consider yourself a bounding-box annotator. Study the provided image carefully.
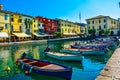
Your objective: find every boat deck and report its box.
[20,58,65,69]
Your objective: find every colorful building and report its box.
[22,15,33,35]
[0,4,10,42]
[36,16,57,34]
[76,23,87,35]
[56,19,80,37]
[86,15,119,36]
[0,4,32,42]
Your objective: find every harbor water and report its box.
[0,40,117,80]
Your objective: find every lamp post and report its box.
[118,2,120,35]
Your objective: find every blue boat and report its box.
[17,57,72,80]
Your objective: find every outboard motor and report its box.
[21,52,27,58]
[44,47,50,52]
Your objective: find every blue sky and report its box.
[0,0,120,23]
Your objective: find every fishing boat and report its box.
[45,51,82,61]
[17,57,72,80]
[60,48,106,55]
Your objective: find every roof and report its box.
[86,15,108,20]
[56,18,77,24]
[0,10,33,18]
[86,15,118,21]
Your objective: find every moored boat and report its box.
[45,51,82,61]
[60,48,106,55]
[17,57,72,80]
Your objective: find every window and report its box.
[68,29,70,33]
[34,24,36,28]
[11,25,14,31]
[104,25,106,29]
[114,21,116,24]
[4,14,8,20]
[92,21,94,24]
[99,20,101,23]
[5,24,8,29]
[42,24,45,27]
[65,28,67,31]
[88,21,90,24]
[11,18,14,22]
[92,26,94,29]
[38,24,40,26]
[18,19,22,23]
[99,25,101,30]
[104,19,106,23]
[34,30,38,33]
[58,24,60,26]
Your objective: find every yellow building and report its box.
[0,4,31,42]
[86,15,118,36]
[56,19,80,37]
[10,13,32,42]
[0,4,10,42]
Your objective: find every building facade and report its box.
[56,19,80,37]
[0,10,10,42]
[22,15,33,35]
[86,15,119,36]
[76,23,86,35]
[36,16,57,34]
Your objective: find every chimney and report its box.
[0,4,3,10]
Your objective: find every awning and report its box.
[63,33,77,36]
[0,32,9,38]
[33,33,47,37]
[13,33,31,37]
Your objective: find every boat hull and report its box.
[18,58,72,80]
[45,52,82,61]
[61,49,105,55]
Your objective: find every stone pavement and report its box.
[96,47,120,80]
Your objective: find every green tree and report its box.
[104,30,110,36]
[99,29,104,36]
[88,29,96,36]
[54,31,61,37]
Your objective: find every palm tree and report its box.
[28,19,33,34]
[24,18,28,29]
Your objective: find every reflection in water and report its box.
[0,40,117,80]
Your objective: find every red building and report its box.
[36,16,57,34]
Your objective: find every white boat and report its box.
[60,48,105,55]
[45,51,83,61]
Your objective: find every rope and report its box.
[29,66,33,73]
[22,63,24,69]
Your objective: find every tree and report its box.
[54,31,61,37]
[104,30,110,36]
[99,29,104,36]
[88,29,96,36]
[24,19,28,29]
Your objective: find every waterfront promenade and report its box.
[0,36,80,46]
[96,46,120,80]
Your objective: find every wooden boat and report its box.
[71,45,108,50]
[45,52,82,61]
[60,48,106,55]
[17,57,72,80]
